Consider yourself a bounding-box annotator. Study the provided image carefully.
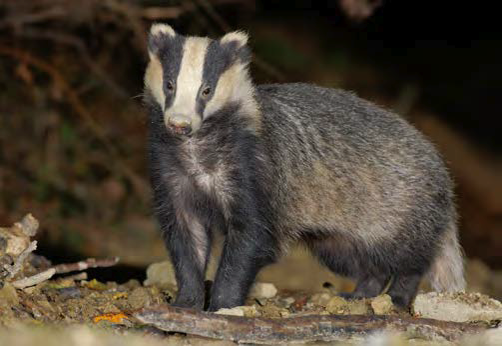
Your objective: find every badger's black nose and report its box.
[168,117,192,136]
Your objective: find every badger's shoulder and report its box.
[256,83,404,139]
[256,83,422,141]
[256,83,390,122]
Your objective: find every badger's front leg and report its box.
[153,182,210,310]
[155,204,210,310]
[162,214,210,310]
[208,208,277,311]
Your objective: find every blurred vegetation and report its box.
[0,0,500,279]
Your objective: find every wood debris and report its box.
[135,304,492,344]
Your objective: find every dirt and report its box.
[1,216,502,345]
[1,267,501,345]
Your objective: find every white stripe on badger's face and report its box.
[203,62,257,122]
[144,53,165,108]
[165,37,210,131]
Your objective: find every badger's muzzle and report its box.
[166,114,193,136]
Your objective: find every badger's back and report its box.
[257,83,455,271]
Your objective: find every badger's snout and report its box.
[166,115,193,136]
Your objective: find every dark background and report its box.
[0,0,500,284]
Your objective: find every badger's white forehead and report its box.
[169,37,210,116]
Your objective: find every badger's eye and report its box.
[165,81,174,92]
[201,87,211,98]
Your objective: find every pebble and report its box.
[311,292,331,306]
[0,283,19,305]
[371,294,394,315]
[58,287,82,300]
[143,261,177,288]
[413,292,502,322]
[249,282,277,299]
[325,296,347,314]
[215,307,245,317]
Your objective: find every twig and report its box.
[135,305,489,344]
[339,0,383,22]
[141,6,189,20]
[4,241,37,279]
[12,268,56,289]
[140,0,252,20]
[52,257,119,274]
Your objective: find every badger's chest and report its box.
[177,138,234,217]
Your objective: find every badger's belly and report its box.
[275,160,417,243]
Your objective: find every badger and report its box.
[143,24,465,311]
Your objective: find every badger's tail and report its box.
[426,219,466,292]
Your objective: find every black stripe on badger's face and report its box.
[149,33,185,111]
[145,25,252,136]
[197,40,251,115]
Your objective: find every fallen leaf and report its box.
[93,312,128,324]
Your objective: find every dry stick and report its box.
[4,241,37,279]
[11,268,56,289]
[0,45,149,202]
[10,257,118,289]
[140,0,251,20]
[141,6,187,20]
[52,257,120,274]
[339,0,383,22]
[135,305,489,344]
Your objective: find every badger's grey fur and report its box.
[144,24,465,311]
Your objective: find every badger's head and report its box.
[144,24,256,137]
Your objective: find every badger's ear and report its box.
[219,31,251,64]
[148,23,177,57]
[220,30,249,48]
[150,23,176,37]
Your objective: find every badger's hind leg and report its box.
[307,235,389,299]
[338,273,389,300]
[386,273,422,308]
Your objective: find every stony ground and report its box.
[1,260,502,345]
[1,216,502,345]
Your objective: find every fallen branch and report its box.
[135,305,489,344]
[12,268,56,289]
[52,257,120,274]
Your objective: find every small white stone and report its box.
[371,294,394,315]
[143,261,177,288]
[249,282,278,299]
[413,292,502,322]
[214,307,245,317]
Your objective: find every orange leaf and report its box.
[93,312,128,324]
